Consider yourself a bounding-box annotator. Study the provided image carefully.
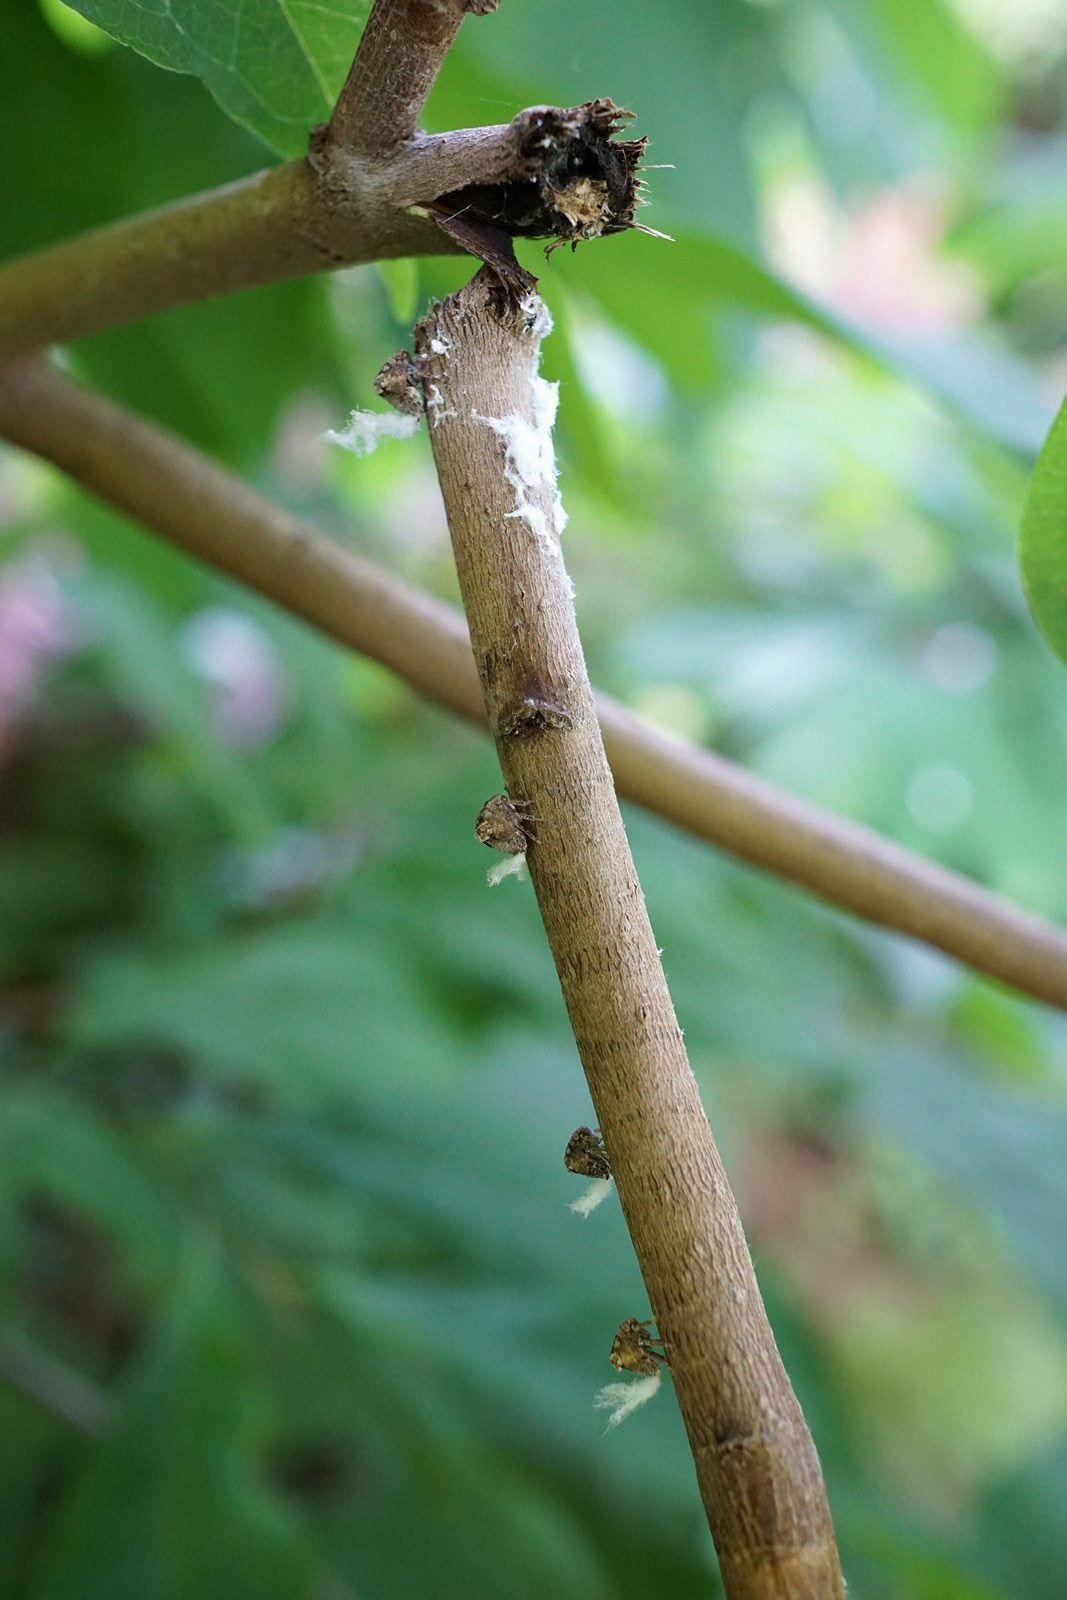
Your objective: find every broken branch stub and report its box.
[415,270,845,1599]
[427,100,651,289]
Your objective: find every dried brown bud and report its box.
[609,1318,667,1377]
[475,794,533,854]
[564,1126,611,1180]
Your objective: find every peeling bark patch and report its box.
[474,385,565,546]
[473,291,568,548]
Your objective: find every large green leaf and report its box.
[60,0,368,155]
[1020,393,1067,664]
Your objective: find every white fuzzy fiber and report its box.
[569,1177,613,1217]
[593,1369,663,1431]
[325,410,420,456]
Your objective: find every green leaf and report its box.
[865,0,1002,133]
[4,5,344,467]
[60,0,369,155]
[65,920,455,1102]
[32,1238,315,1600]
[567,230,1050,456]
[1020,392,1067,664]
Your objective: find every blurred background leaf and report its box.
[1020,393,1067,663]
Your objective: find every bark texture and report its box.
[326,0,497,154]
[415,269,846,1598]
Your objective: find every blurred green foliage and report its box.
[2,0,1067,1594]
[1021,394,1067,664]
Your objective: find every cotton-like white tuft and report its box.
[429,335,451,356]
[425,384,456,427]
[518,293,554,342]
[324,410,420,456]
[487,851,528,886]
[473,293,567,551]
[569,1177,613,1217]
[593,1369,662,1430]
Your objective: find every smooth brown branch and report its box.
[414,268,846,1598]
[0,0,494,356]
[1,358,1066,1010]
[326,0,499,156]
[0,159,453,360]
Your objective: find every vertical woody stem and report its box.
[325,0,498,156]
[416,269,845,1600]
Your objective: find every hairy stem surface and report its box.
[415,269,845,1597]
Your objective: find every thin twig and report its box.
[326,0,498,155]
[415,268,845,1597]
[1,357,1065,1009]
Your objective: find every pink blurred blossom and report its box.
[769,175,982,334]
[0,550,76,748]
[180,607,291,748]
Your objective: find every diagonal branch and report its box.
[0,160,455,360]
[1,357,1065,1009]
[414,268,844,1596]
[0,0,483,357]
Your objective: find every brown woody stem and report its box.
[414,268,845,1597]
[0,357,1065,1010]
[0,159,452,359]
[0,105,624,360]
[326,0,498,155]
[0,0,490,356]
